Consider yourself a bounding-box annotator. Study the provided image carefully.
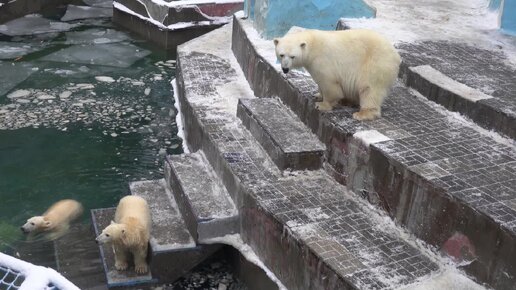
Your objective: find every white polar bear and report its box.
[274,29,401,120]
[21,199,83,238]
[95,195,151,274]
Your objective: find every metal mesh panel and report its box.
[0,265,23,290]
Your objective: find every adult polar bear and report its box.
[96,195,151,274]
[274,29,401,120]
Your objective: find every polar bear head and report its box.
[96,221,126,244]
[21,216,52,233]
[274,32,308,74]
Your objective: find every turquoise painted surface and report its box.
[489,0,502,9]
[248,0,375,38]
[501,0,516,35]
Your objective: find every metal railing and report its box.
[0,252,79,290]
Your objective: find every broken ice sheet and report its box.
[83,0,113,8]
[64,28,129,45]
[40,42,151,68]
[0,41,46,59]
[61,5,112,22]
[0,14,76,36]
[0,62,36,98]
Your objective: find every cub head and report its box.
[95,221,126,244]
[273,34,307,74]
[21,216,51,233]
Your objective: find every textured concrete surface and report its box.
[173,23,486,290]
[232,17,516,289]
[397,41,516,139]
[166,152,239,241]
[237,98,325,170]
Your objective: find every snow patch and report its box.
[353,130,392,146]
[172,78,190,153]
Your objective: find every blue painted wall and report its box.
[501,0,516,35]
[246,0,375,39]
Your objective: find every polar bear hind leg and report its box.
[353,85,386,121]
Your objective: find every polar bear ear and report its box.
[300,42,306,49]
[110,220,115,225]
[44,220,52,227]
[273,38,279,46]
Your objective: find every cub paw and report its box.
[115,261,128,271]
[315,101,333,111]
[135,263,148,274]
[352,109,379,121]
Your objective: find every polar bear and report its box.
[21,199,83,238]
[95,195,151,274]
[274,29,401,120]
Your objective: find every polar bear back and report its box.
[44,199,83,227]
[115,195,151,233]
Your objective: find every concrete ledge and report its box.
[165,152,239,241]
[232,17,516,289]
[237,98,325,170]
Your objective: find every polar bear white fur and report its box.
[96,195,151,274]
[21,199,83,238]
[274,29,401,120]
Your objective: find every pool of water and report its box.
[0,10,181,261]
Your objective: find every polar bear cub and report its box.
[96,195,151,274]
[274,29,401,120]
[21,199,83,237]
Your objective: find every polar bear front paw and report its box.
[314,92,323,102]
[135,263,148,274]
[315,101,333,111]
[115,261,128,271]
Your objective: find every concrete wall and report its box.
[245,0,375,38]
[501,0,516,35]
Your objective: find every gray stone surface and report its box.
[91,208,155,288]
[398,41,516,139]
[232,17,516,289]
[237,98,325,170]
[176,27,453,289]
[166,152,239,241]
[129,179,196,252]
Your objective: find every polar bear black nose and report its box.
[282,67,289,73]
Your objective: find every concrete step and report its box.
[237,98,326,170]
[232,17,516,289]
[176,23,485,290]
[91,208,156,289]
[165,152,239,242]
[129,179,222,283]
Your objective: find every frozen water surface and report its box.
[0,41,46,59]
[0,62,36,97]
[83,0,113,8]
[61,5,112,22]
[0,14,76,36]
[64,28,129,45]
[41,42,151,68]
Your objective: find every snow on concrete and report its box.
[409,65,494,102]
[0,252,80,290]
[172,78,190,153]
[201,234,288,290]
[344,0,516,66]
[353,130,392,146]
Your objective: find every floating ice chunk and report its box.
[0,14,75,36]
[83,0,113,8]
[132,81,145,86]
[40,43,151,68]
[144,88,151,95]
[95,76,115,83]
[65,28,129,45]
[0,62,35,97]
[61,5,112,22]
[16,99,30,103]
[37,94,55,100]
[0,42,44,59]
[76,83,95,89]
[7,89,31,99]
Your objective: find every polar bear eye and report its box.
[279,54,284,58]
[30,222,35,226]
[105,234,110,237]
[290,56,295,59]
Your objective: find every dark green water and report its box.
[0,16,181,256]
